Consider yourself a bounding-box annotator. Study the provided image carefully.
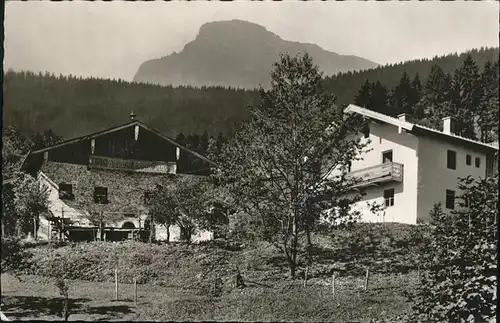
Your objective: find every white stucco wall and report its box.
[416,135,489,222]
[155,224,213,243]
[39,172,90,223]
[349,122,420,224]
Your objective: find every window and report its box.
[466,154,471,166]
[445,190,455,209]
[58,183,74,200]
[382,150,393,163]
[475,157,480,168]
[94,186,108,204]
[384,189,395,207]
[144,191,153,204]
[447,150,456,170]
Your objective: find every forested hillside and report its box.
[3,47,498,142]
[324,47,498,106]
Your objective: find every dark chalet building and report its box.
[22,114,218,242]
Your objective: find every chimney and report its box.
[129,111,136,121]
[442,116,456,134]
[397,113,406,122]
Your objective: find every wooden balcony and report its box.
[347,162,403,188]
[89,155,176,174]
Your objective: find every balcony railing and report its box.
[89,155,176,174]
[346,162,403,188]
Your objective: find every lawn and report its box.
[1,270,415,322]
[1,223,421,321]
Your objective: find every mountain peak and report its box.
[133,20,378,89]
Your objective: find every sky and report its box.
[4,1,499,81]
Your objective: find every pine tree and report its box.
[370,81,391,115]
[354,80,372,108]
[478,61,499,143]
[449,54,482,139]
[200,130,210,155]
[391,72,413,116]
[175,132,187,146]
[418,65,453,129]
[409,73,423,118]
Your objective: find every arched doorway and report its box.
[122,222,136,229]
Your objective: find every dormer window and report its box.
[59,183,74,200]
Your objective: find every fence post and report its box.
[33,216,37,240]
[303,265,309,287]
[364,267,369,291]
[134,277,137,305]
[60,207,64,241]
[332,273,335,298]
[115,269,118,300]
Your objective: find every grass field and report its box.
[1,223,421,321]
[1,270,416,322]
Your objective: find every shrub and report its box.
[1,237,33,273]
[411,175,498,322]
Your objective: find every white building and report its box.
[341,104,498,224]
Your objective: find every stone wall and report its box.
[39,161,213,242]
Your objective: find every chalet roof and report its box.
[28,120,217,166]
[344,104,499,152]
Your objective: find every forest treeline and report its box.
[2,47,498,151]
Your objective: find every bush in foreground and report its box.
[411,175,497,322]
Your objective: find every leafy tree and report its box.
[477,60,499,143]
[2,126,30,181]
[147,176,217,243]
[411,175,498,322]
[11,172,49,238]
[214,53,368,278]
[449,54,482,139]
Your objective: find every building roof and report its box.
[27,119,217,166]
[344,104,499,152]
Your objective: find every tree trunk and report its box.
[99,214,105,242]
[306,228,312,249]
[165,224,170,243]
